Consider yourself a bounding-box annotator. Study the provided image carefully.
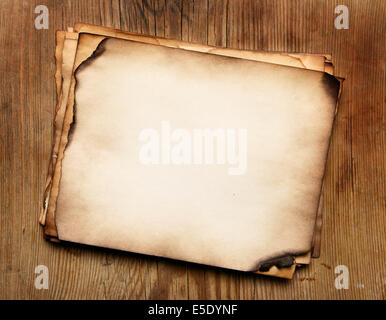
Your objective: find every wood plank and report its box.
[0,0,384,299]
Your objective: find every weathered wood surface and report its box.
[0,0,384,299]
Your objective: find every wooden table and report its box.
[0,0,384,299]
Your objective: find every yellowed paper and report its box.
[40,31,78,229]
[50,37,340,273]
[43,28,331,234]
[74,23,332,73]
[42,25,340,277]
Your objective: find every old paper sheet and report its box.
[41,25,340,277]
[43,27,331,238]
[40,31,78,232]
[70,24,335,261]
[48,37,340,273]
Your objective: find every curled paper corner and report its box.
[257,255,295,272]
[252,249,311,279]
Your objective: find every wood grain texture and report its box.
[0,0,384,299]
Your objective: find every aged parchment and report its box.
[41,24,341,278]
[45,39,335,270]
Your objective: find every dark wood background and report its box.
[0,0,384,299]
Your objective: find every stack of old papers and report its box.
[40,23,342,279]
